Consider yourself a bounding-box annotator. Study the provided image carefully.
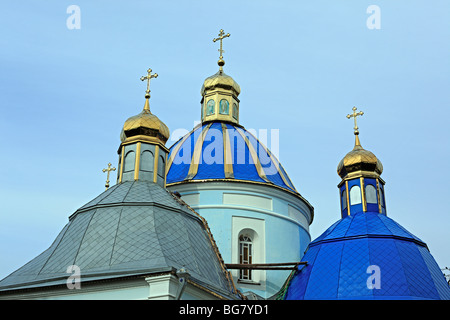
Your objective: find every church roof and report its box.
[166,121,308,200]
[0,181,239,298]
[283,212,450,300]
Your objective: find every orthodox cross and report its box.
[213,29,230,71]
[102,162,116,191]
[347,106,364,134]
[213,29,230,59]
[140,68,158,98]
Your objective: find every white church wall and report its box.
[167,181,313,299]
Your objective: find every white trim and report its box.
[191,204,309,233]
[167,180,313,225]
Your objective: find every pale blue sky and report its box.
[0,1,449,280]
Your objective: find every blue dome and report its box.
[166,121,299,195]
[284,212,450,300]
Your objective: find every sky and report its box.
[0,1,449,281]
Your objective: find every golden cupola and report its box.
[337,134,383,180]
[337,107,387,218]
[120,69,170,147]
[201,29,241,124]
[117,68,170,187]
[337,107,383,180]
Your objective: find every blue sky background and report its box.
[0,1,449,281]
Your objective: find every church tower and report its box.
[117,68,170,187]
[166,30,314,299]
[336,107,386,218]
[282,107,450,300]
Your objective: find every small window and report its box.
[219,99,229,115]
[232,103,238,120]
[206,99,215,115]
[365,184,378,204]
[124,151,135,173]
[158,155,165,179]
[239,235,252,281]
[380,187,385,208]
[341,189,347,210]
[350,185,362,205]
[140,150,154,172]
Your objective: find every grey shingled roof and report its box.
[0,181,238,298]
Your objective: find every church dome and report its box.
[120,100,170,144]
[282,211,450,300]
[0,181,241,299]
[166,121,303,197]
[201,70,241,97]
[337,134,383,179]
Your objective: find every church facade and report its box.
[0,30,448,300]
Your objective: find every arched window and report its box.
[365,184,378,204]
[239,234,253,281]
[350,185,362,205]
[380,187,385,208]
[206,99,215,115]
[341,189,347,210]
[123,151,135,173]
[158,155,165,179]
[219,99,229,115]
[232,103,238,120]
[140,150,154,173]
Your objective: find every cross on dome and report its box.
[213,29,230,71]
[346,106,364,135]
[102,162,116,190]
[140,68,158,100]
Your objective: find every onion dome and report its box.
[279,107,450,300]
[282,211,450,300]
[120,68,170,146]
[337,134,383,180]
[201,71,241,97]
[120,98,170,145]
[200,29,241,124]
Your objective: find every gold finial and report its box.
[140,68,158,111]
[347,106,364,135]
[102,162,116,190]
[213,29,230,72]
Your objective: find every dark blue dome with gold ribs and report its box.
[166,121,299,195]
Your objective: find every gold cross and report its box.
[213,29,230,71]
[347,106,364,134]
[213,29,230,59]
[102,162,116,190]
[140,68,158,98]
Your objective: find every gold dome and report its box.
[337,134,383,179]
[201,70,241,97]
[121,99,170,144]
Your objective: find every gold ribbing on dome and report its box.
[213,29,230,72]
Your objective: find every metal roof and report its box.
[166,122,299,195]
[284,212,450,300]
[0,181,239,299]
